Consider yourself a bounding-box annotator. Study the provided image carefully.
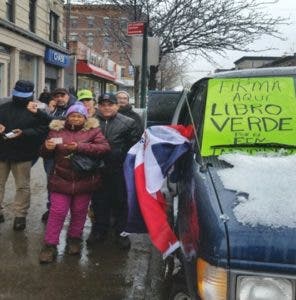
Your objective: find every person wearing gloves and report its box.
[39,103,110,263]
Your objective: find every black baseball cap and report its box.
[52,88,69,97]
[98,93,117,104]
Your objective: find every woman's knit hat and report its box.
[66,102,88,118]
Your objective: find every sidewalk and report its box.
[0,159,166,300]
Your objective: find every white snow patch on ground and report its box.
[217,153,296,228]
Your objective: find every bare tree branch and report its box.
[70,0,288,88]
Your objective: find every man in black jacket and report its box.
[50,87,77,119]
[0,80,50,230]
[88,93,141,249]
[116,90,144,133]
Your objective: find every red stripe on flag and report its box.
[169,125,194,139]
[134,164,178,254]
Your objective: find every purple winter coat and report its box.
[40,117,110,195]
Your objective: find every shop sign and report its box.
[45,48,70,67]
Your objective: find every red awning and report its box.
[76,60,116,82]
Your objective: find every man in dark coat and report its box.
[49,87,77,119]
[116,90,144,133]
[0,80,50,230]
[88,93,142,249]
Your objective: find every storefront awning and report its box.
[77,60,116,82]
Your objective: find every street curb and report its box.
[127,234,152,300]
[127,234,165,300]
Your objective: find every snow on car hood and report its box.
[217,153,296,228]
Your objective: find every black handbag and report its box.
[68,153,105,173]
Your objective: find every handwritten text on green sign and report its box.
[202,77,296,156]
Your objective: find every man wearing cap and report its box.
[77,89,98,117]
[88,93,141,250]
[116,90,143,133]
[50,87,77,119]
[0,80,50,230]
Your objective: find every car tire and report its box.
[168,272,191,300]
[168,281,191,300]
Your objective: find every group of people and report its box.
[0,80,143,263]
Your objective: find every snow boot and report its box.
[13,217,26,231]
[39,244,57,264]
[67,237,82,255]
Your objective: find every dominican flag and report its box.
[124,125,193,258]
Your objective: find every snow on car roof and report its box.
[217,153,296,228]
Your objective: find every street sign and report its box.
[127,22,145,35]
[131,36,160,66]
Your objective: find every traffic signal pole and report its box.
[140,22,148,108]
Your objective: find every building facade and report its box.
[259,53,296,68]
[234,56,281,70]
[69,40,125,99]
[0,0,70,97]
[66,4,134,96]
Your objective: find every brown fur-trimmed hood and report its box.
[49,117,100,131]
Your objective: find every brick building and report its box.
[69,40,124,98]
[66,4,134,94]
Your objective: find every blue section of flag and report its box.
[124,153,147,233]
[151,142,192,176]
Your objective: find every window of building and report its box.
[87,36,94,47]
[69,32,78,41]
[119,52,126,63]
[49,11,59,43]
[119,18,127,30]
[19,52,38,90]
[87,16,94,28]
[103,36,112,49]
[0,44,10,54]
[86,32,94,47]
[70,16,78,28]
[29,0,36,32]
[128,65,134,76]
[0,64,4,97]
[121,67,125,78]
[103,17,111,31]
[6,0,14,22]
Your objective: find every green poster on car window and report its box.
[201,77,296,156]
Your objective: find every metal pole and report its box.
[140,22,148,108]
[65,0,71,49]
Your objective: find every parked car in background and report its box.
[161,67,296,299]
[146,90,184,127]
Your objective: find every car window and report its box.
[176,80,208,156]
[201,76,296,156]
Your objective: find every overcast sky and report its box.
[184,0,296,85]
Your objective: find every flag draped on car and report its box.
[124,125,193,258]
